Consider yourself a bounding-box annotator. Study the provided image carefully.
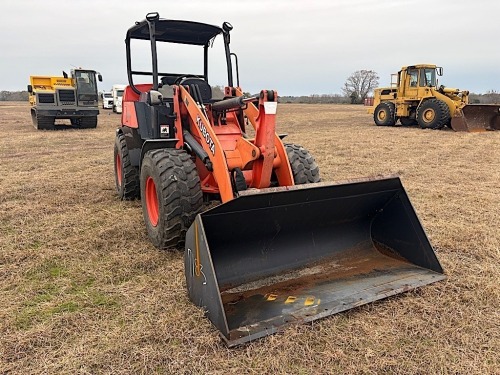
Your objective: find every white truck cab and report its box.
[111,84,127,113]
[102,91,113,109]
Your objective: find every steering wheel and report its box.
[174,75,202,85]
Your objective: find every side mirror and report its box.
[437,67,443,76]
[27,85,33,93]
[98,74,103,82]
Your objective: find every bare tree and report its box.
[342,70,379,104]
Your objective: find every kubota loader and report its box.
[368,64,500,131]
[114,13,445,346]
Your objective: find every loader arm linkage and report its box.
[178,85,292,202]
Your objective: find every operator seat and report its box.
[179,77,212,103]
[158,76,176,100]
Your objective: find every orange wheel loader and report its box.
[114,13,445,347]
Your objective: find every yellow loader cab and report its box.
[27,69,102,130]
[368,64,500,131]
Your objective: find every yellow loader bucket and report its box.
[184,176,445,347]
[451,104,500,132]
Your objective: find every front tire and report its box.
[417,99,450,129]
[140,149,203,249]
[114,132,140,200]
[284,143,321,184]
[374,102,396,126]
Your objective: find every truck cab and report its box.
[102,91,113,109]
[112,84,126,113]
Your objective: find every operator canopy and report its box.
[127,18,223,45]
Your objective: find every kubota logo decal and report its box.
[196,116,215,155]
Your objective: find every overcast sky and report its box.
[2,0,499,95]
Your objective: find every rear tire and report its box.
[140,149,203,249]
[114,132,140,200]
[417,99,450,129]
[284,143,320,184]
[374,102,396,126]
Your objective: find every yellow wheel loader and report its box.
[116,14,446,346]
[368,64,500,131]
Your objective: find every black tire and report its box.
[140,149,203,249]
[114,132,140,200]
[284,143,321,184]
[400,117,418,126]
[80,116,98,129]
[417,99,450,129]
[374,102,396,126]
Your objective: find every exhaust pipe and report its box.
[184,176,445,346]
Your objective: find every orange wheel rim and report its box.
[115,153,122,187]
[378,111,386,121]
[145,176,159,227]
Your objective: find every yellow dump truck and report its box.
[28,69,102,130]
[368,64,500,131]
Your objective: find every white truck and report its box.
[101,91,113,109]
[111,84,127,113]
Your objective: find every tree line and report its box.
[0,91,29,101]
[2,85,500,104]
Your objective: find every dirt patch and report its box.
[220,243,409,305]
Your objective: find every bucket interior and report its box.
[453,104,500,131]
[187,178,445,345]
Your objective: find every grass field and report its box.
[0,102,498,374]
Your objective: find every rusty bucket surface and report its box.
[184,176,445,347]
[451,104,500,131]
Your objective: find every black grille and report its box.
[58,89,76,103]
[38,93,55,103]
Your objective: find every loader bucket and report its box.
[451,104,500,132]
[184,176,445,347]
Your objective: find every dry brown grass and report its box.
[0,102,498,374]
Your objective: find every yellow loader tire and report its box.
[417,99,450,130]
[374,102,396,126]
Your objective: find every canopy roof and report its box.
[127,19,223,46]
